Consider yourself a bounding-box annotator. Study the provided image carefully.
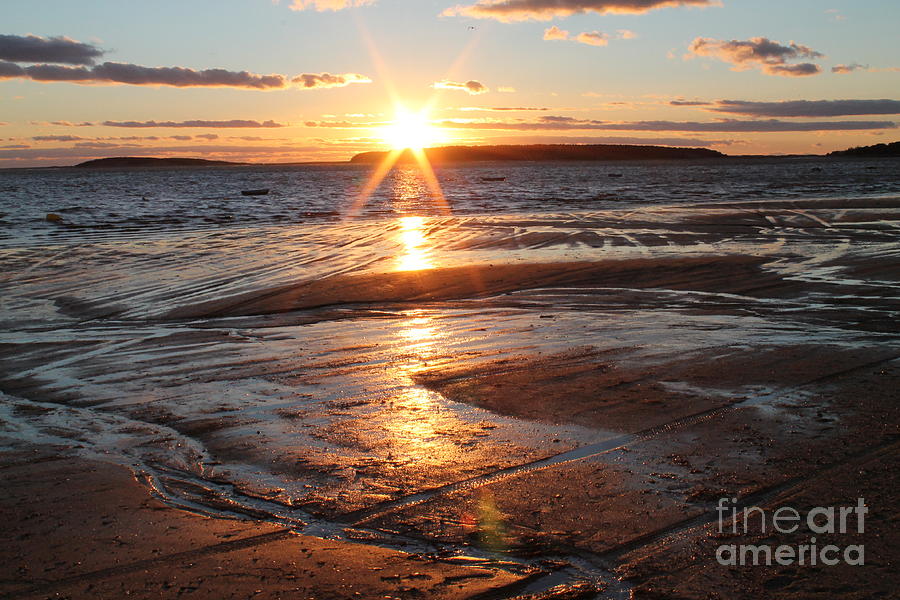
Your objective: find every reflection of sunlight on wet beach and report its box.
[374,310,456,460]
[400,317,437,350]
[396,216,434,271]
[398,310,444,371]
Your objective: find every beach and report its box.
[1,161,899,598]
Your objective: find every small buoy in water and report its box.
[45,213,63,223]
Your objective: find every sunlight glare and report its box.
[381,108,442,150]
[396,215,434,272]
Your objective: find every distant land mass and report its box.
[73,157,246,168]
[827,141,900,157]
[67,141,897,170]
[351,144,726,164]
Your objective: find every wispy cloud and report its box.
[702,99,900,117]
[292,72,372,88]
[575,32,609,47]
[305,116,896,132]
[434,116,897,132]
[831,63,868,74]
[32,135,84,142]
[102,119,286,128]
[288,0,375,10]
[31,120,96,127]
[544,26,634,46]
[688,37,823,77]
[487,134,734,147]
[0,34,104,65]
[443,0,717,22]
[434,80,489,94]
[0,144,321,164]
[29,134,235,143]
[458,106,550,111]
[669,99,712,106]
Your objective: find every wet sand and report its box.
[0,450,530,599]
[1,197,898,598]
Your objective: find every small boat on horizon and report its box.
[241,188,270,196]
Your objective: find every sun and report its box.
[380,108,442,150]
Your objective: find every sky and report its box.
[1,0,899,167]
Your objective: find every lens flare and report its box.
[380,108,443,150]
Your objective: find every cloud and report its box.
[0,34,104,65]
[304,120,374,128]
[74,141,132,148]
[292,72,371,88]
[102,119,286,128]
[574,31,609,46]
[0,60,25,78]
[435,116,897,132]
[442,0,717,22]
[228,136,285,141]
[0,144,322,164]
[19,62,288,88]
[705,99,900,117]
[486,134,734,147]
[289,0,375,10]
[434,80,489,94]
[832,63,868,74]
[35,120,96,127]
[670,99,712,106]
[545,27,633,46]
[688,37,824,77]
[1,59,372,90]
[764,63,820,77]
[32,135,85,142]
[458,106,550,111]
[27,134,229,144]
[544,26,569,41]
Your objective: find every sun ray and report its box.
[347,16,485,220]
[409,147,451,215]
[346,148,404,217]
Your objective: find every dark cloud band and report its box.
[0,34,104,65]
[0,60,370,90]
[707,99,900,118]
[434,117,896,132]
[102,120,286,128]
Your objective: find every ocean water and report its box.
[1,156,897,247]
[1,156,899,594]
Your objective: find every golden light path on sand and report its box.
[396,216,434,272]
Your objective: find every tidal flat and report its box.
[1,192,898,598]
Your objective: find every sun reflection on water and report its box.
[396,215,434,272]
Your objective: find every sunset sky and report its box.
[2,0,899,167]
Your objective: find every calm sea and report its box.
[1,156,898,247]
